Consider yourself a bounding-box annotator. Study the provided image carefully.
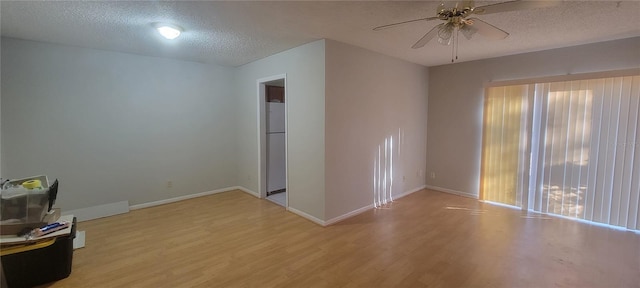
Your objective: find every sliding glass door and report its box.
[481,74,640,230]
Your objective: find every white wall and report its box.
[8,34,634,224]
[234,40,326,221]
[1,38,237,210]
[324,40,428,220]
[426,37,640,197]
[0,55,2,179]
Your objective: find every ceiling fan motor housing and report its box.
[437,6,474,21]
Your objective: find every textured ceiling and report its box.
[1,1,639,67]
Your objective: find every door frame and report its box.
[256,74,288,207]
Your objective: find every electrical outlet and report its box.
[419,169,425,177]
[167,181,173,188]
[403,175,406,182]
[430,172,436,179]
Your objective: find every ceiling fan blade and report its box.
[373,17,439,31]
[412,23,443,49]
[462,0,475,10]
[460,25,478,40]
[473,0,559,15]
[467,18,509,40]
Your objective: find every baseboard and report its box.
[287,207,325,226]
[325,204,375,226]
[63,201,129,222]
[324,185,427,226]
[236,186,260,198]
[130,186,240,210]
[425,185,478,199]
[393,185,427,200]
[64,186,251,222]
[63,185,439,225]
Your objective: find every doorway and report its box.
[258,75,287,207]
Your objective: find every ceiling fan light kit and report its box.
[374,0,558,63]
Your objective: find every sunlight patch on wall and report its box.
[373,134,396,208]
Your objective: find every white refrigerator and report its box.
[267,103,286,193]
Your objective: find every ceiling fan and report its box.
[373,0,558,62]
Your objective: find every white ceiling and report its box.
[1,1,638,67]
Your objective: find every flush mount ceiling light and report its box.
[154,23,182,40]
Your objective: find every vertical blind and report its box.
[481,85,530,207]
[481,74,640,230]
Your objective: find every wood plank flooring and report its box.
[43,189,639,287]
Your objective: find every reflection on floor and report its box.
[267,192,286,207]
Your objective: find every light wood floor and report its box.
[43,189,639,287]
